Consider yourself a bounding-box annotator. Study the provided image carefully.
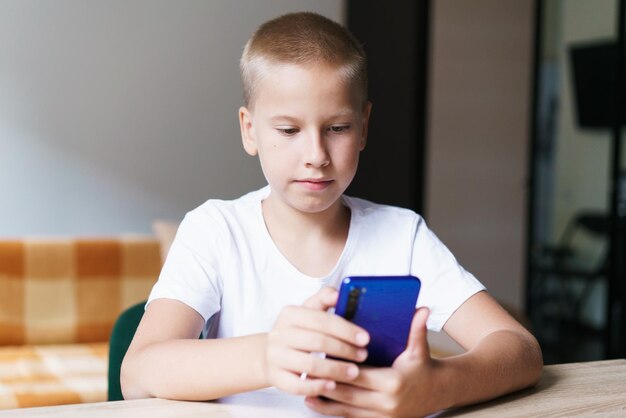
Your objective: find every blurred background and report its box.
[1,0,625,364]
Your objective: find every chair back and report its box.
[107,301,146,401]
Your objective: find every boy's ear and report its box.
[239,106,258,156]
[359,101,373,151]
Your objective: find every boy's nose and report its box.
[304,133,330,168]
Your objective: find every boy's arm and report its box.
[120,299,268,400]
[305,291,543,417]
[434,291,543,408]
[121,290,368,401]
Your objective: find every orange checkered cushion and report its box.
[0,237,161,346]
[0,343,108,409]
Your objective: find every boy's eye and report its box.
[329,125,350,134]
[277,127,299,136]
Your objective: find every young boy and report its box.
[121,12,542,417]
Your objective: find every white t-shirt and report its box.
[147,186,485,337]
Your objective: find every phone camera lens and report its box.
[345,287,361,320]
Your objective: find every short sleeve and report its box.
[146,207,225,323]
[410,217,485,331]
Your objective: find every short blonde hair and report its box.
[240,12,368,107]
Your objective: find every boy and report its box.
[121,12,542,417]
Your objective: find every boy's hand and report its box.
[264,287,370,397]
[304,307,443,418]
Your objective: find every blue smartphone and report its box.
[334,275,421,367]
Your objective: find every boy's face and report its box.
[239,63,371,216]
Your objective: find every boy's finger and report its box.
[282,306,369,347]
[274,349,360,383]
[338,365,395,391]
[305,395,380,418]
[272,369,335,397]
[302,286,338,311]
[284,329,368,363]
[315,381,389,411]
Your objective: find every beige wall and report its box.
[426,0,534,311]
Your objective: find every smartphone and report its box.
[334,275,421,367]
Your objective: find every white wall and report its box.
[0,0,345,236]
[426,0,534,311]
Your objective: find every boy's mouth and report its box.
[296,178,334,191]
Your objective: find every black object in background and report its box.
[570,41,626,129]
[346,1,430,214]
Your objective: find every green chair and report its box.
[107,300,205,401]
[107,301,147,401]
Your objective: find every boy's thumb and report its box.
[405,307,431,360]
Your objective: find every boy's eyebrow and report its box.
[269,109,356,123]
[332,109,357,118]
[269,115,300,123]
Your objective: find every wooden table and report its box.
[432,359,626,417]
[0,360,624,417]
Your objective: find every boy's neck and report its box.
[261,194,350,238]
[261,194,351,277]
